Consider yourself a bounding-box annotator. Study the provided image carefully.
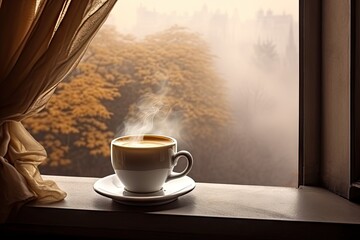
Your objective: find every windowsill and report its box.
[3,175,360,239]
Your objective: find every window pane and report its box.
[24,0,299,187]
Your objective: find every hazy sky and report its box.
[109,0,299,31]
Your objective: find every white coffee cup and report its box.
[111,134,193,193]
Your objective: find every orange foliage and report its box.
[24,25,230,167]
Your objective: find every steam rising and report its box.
[118,90,183,142]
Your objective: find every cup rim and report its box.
[111,134,176,149]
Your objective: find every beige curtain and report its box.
[0,0,116,222]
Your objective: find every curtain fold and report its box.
[0,0,116,222]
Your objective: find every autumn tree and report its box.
[116,26,231,139]
[23,60,120,167]
[24,25,231,176]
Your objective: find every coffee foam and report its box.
[113,135,174,148]
[120,140,168,148]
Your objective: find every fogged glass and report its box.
[24,0,299,187]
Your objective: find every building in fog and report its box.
[132,5,298,69]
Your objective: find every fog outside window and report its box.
[24,0,299,187]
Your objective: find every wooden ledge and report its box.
[2,175,360,239]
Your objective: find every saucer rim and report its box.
[93,174,195,204]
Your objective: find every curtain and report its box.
[0,0,116,222]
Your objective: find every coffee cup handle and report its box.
[166,150,193,182]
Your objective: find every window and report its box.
[24,0,299,187]
[25,0,299,187]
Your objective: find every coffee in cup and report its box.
[111,134,193,193]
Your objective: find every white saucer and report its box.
[93,174,196,206]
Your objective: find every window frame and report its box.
[301,0,360,202]
[299,0,321,187]
[350,0,360,201]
